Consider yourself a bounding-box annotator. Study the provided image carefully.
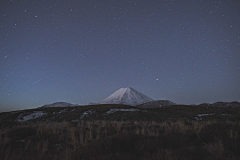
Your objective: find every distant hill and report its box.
[198,101,240,107]
[40,102,79,108]
[137,100,176,108]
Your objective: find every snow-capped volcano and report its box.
[100,87,153,106]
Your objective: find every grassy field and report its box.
[0,104,240,160]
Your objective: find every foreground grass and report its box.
[0,120,240,160]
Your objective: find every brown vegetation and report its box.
[0,120,240,160]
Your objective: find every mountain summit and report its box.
[100,87,153,106]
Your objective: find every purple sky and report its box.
[1,0,240,112]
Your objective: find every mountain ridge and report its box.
[137,100,176,108]
[41,102,79,108]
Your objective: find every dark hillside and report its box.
[1,104,240,123]
[0,104,240,160]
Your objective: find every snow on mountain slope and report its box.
[41,102,79,108]
[17,111,46,122]
[100,87,153,106]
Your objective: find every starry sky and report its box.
[1,0,240,112]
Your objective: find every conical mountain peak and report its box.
[100,87,153,106]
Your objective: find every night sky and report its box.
[1,0,240,112]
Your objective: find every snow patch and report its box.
[106,108,139,114]
[58,109,67,114]
[197,113,215,117]
[17,111,46,122]
[79,109,95,119]
[195,113,215,121]
[53,109,67,115]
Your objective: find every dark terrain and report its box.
[0,104,240,160]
